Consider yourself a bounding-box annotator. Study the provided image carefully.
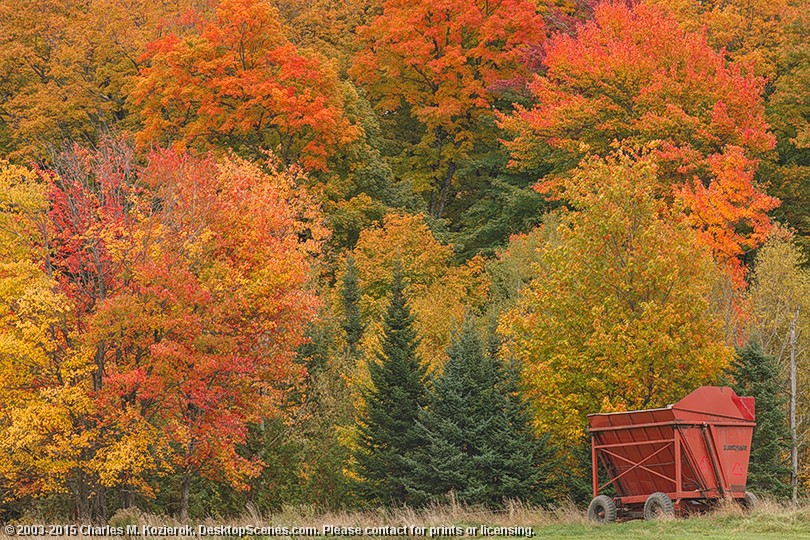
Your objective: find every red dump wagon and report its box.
[587,386,756,522]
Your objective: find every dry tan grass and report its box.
[708,494,791,519]
[1,497,807,539]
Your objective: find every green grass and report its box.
[506,500,810,540]
[529,513,810,539]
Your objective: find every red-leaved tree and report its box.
[500,1,779,285]
[89,150,324,520]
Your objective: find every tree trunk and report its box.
[73,469,91,523]
[120,484,134,510]
[790,308,799,507]
[92,484,107,523]
[93,341,106,391]
[180,470,191,523]
[430,161,457,219]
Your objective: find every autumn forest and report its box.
[0,0,808,523]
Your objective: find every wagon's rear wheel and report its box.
[588,495,617,523]
[643,492,675,520]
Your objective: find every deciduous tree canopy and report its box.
[500,151,733,447]
[134,0,360,171]
[501,2,779,284]
[0,0,807,517]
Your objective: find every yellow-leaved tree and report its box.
[499,151,734,450]
[343,212,489,373]
[746,235,810,487]
[0,162,96,500]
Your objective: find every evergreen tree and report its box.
[727,342,791,498]
[341,255,364,356]
[355,263,428,504]
[494,354,557,505]
[404,319,555,507]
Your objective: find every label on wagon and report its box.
[723,444,748,451]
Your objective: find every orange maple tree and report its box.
[89,150,323,519]
[501,1,779,285]
[44,139,136,324]
[351,0,545,218]
[133,0,359,171]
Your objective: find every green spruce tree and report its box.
[493,354,557,505]
[341,255,364,356]
[404,319,555,507]
[727,342,791,498]
[355,263,427,504]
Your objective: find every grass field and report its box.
[3,499,810,539]
[258,499,810,540]
[303,500,810,540]
[528,512,810,539]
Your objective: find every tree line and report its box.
[0,0,807,522]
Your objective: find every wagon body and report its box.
[588,386,755,515]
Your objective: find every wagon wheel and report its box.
[643,492,675,520]
[740,491,758,511]
[588,495,617,523]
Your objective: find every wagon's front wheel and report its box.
[588,495,617,523]
[643,492,675,520]
[740,491,758,511]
